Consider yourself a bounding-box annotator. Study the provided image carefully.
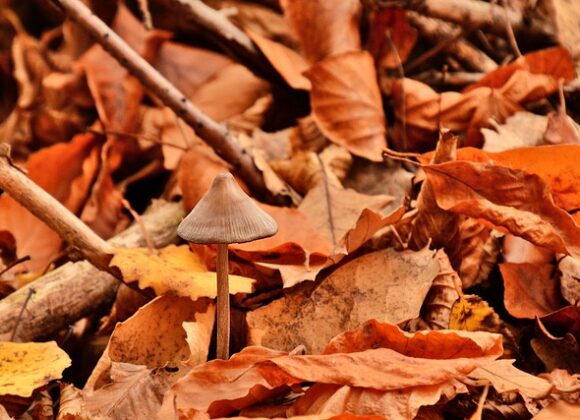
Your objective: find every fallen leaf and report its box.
[298,182,392,249]
[83,363,176,419]
[449,295,503,334]
[280,0,361,62]
[558,257,580,305]
[191,63,270,122]
[0,134,100,272]
[458,218,501,289]
[110,245,254,299]
[367,7,417,69]
[500,263,566,319]
[423,160,580,258]
[543,108,580,145]
[533,400,580,420]
[0,341,71,397]
[247,248,440,353]
[467,359,552,399]
[247,30,311,90]
[482,112,547,152]
[305,51,386,161]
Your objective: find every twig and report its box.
[407,12,497,73]
[121,199,155,251]
[316,155,337,245]
[52,0,271,199]
[10,288,36,341]
[409,0,522,35]
[501,0,521,58]
[136,0,153,30]
[0,255,31,276]
[0,145,114,272]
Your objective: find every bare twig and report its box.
[409,0,522,35]
[407,12,497,73]
[10,288,36,341]
[121,198,155,251]
[0,255,31,276]
[52,0,271,199]
[0,145,113,272]
[501,0,522,58]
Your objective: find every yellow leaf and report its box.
[0,341,71,397]
[449,295,502,333]
[110,245,254,299]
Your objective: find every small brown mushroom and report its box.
[177,172,277,359]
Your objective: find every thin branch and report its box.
[52,0,271,199]
[0,145,114,272]
[10,288,36,341]
[501,0,522,58]
[0,255,31,277]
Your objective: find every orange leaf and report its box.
[500,263,566,319]
[306,51,387,161]
[423,161,580,258]
[0,134,100,272]
[247,31,311,90]
[280,0,361,62]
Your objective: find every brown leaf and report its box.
[0,134,100,272]
[280,0,361,62]
[533,400,580,420]
[305,51,387,161]
[247,30,311,90]
[458,219,501,289]
[500,263,566,319]
[543,109,580,145]
[367,7,417,69]
[83,363,176,419]
[423,160,580,258]
[482,112,547,152]
[191,63,270,122]
[247,248,440,353]
[558,257,580,305]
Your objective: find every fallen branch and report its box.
[0,200,184,342]
[407,12,497,73]
[0,145,113,272]
[51,0,270,199]
[409,0,522,35]
[172,0,282,83]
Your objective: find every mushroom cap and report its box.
[177,172,278,244]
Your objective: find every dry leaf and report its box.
[558,257,580,305]
[191,63,270,122]
[367,7,417,69]
[83,363,176,419]
[0,134,100,272]
[280,0,361,62]
[533,400,580,420]
[467,359,552,399]
[247,248,440,353]
[500,263,566,319]
[458,219,501,289]
[110,245,254,299]
[423,160,580,258]
[449,295,503,334]
[0,341,71,397]
[305,51,386,161]
[482,112,547,152]
[543,109,580,145]
[247,30,311,90]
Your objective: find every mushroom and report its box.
[177,172,278,359]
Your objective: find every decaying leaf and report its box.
[467,359,552,399]
[423,160,580,258]
[0,341,71,397]
[305,51,387,161]
[247,247,440,353]
[449,295,503,334]
[110,245,254,299]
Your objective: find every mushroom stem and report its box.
[216,243,230,359]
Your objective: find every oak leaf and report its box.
[0,341,71,397]
[110,245,254,299]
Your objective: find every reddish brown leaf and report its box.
[367,7,417,68]
[280,0,361,62]
[500,263,566,319]
[305,51,387,161]
[423,161,580,258]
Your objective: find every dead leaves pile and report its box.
[1,0,580,419]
